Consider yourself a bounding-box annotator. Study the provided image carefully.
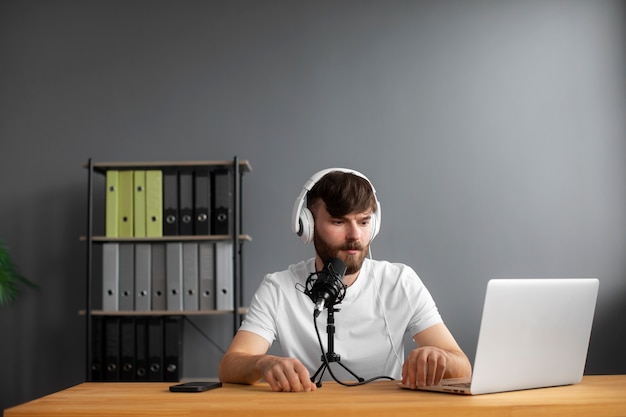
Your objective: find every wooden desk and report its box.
[5,375,626,417]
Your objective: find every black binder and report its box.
[163,169,179,235]
[178,169,194,236]
[104,317,120,381]
[119,317,136,381]
[135,317,149,381]
[90,316,104,381]
[193,169,211,235]
[163,317,183,382]
[211,168,232,235]
[147,317,164,381]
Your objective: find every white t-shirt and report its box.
[239,258,443,381]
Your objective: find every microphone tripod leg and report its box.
[337,361,365,383]
[311,308,365,388]
[310,355,365,388]
[311,363,328,388]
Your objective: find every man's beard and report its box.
[313,233,368,275]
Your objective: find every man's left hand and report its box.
[401,346,449,388]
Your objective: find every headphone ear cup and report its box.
[298,207,315,243]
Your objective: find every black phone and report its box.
[169,381,222,392]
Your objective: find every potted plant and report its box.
[0,240,37,306]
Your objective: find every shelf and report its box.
[80,235,252,242]
[83,156,250,382]
[83,160,252,174]
[80,308,249,316]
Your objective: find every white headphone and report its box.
[291,168,381,244]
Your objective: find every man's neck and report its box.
[342,271,360,287]
[314,257,360,287]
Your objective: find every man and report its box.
[218,168,471,392]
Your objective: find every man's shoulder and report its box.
[263,258,314,285]
[368,258,416,276]
[367,259,425,292]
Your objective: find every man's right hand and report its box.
[218,330,317,392]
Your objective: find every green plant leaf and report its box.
[0,241,37,306]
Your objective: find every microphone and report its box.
[307,257,347,317]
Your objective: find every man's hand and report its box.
[401,345,449,389]
[259,356,317,392]
[401,323,472,389]
[219,330,316,392]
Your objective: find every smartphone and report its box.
[169,381,222,392]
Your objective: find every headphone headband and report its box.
[291,168,381,243]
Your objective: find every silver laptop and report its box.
[401,278,599,395]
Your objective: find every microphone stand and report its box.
[310,306,365,388]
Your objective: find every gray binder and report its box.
[215,241,233,310]
[199,242,215,310]
[182,242,199,311]
[166,242,183,311]
[118,243,135,311]
[151,243,166,311]
[102,243,119,311]
[134,243,152,311]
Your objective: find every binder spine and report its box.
[133,170,146,238]
[102,243,119,311]
[211,168,232,235]
[166,243,183,311]
[145,170,163,237]
[199,242,215,310]
[163,169,179,236]
[163,317,183,382]
[179,170,194,236]
[182,242,199,311]
[194,169,211,235]
[134,243,152,311]
[147,317,163,381]
[90,316,104,381]
[104,317,120,381]
[151,243,166,311]
[105,171,119,238]
[135,318,149,381]
[118,170,134,237]
[215,241,233,310]
[118,243,135,311]
[119,317,136,381]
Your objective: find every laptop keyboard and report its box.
[446,382,471,388]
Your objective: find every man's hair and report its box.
[307,171,377,218]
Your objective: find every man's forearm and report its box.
[218,351,266,384]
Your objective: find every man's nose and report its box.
[345,222,361,240]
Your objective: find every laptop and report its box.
[400,278,599,395]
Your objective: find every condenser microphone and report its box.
[309,257,347,317]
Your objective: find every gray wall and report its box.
[1,0,624,410]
